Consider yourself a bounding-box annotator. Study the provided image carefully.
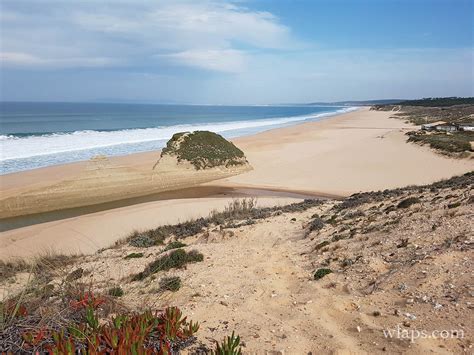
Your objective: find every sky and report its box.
[0,0,473,104]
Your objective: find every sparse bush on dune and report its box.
[213,331,242,355]
[313,240,330,251]
[125,198,324,249]
[313,268,332,280]
[108,286,124,297]
[133,249,204,281]
[0,260,29,282]
[331,172,473,213]
[158,276,182,292]
[163,241,187,252]
[407,131,473,154]
[0,251,80,285]
[128,230,164,248]
[397,197,420,209]
[308,217,324,232]
[209,198,257,224]
[124,252,144,259]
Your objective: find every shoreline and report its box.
[1,106,359,176]
[2,107,474,258]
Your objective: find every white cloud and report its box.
[158,49,246,73]
[0,52,118,68]
[0,0,294,72]
[0,52,45,66]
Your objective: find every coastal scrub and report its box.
[161,131,247,170]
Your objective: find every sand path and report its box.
[135,207,441,354]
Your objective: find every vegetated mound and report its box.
[371,99,474,156]
[160,131,248,170]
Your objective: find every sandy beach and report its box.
[1,107,473,259]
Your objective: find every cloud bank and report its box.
[1,0,472,103]
[1,0,292,72]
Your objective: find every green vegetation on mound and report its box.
[407,131,473,154]
[372,97,474,156]
[397,97,474,107]
[161,131,247,170]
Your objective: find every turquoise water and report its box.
[0,102,356,174]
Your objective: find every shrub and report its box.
[124,252,144,259]
[128,232,156,248]
[314,268,332,280]
[396,238,409,248]
[448,202,461,209]
[66,268,84,282]
[397,197,420,209]
[133,249,204,281]
[314,240,330,251]
[309,217,325,232]
[108,286,124,297]
[159,276,182,292]
[163,241,187,252]
[127,219,209,248]
[213,331,242,355]
[0,260,29,282]
[407,131,473,153]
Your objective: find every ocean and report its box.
[0,102,356,174]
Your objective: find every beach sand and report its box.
[219,107,474,195]
[1,107,473,258]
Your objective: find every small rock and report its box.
[398,283,408,291]
[404,312,417,320]
[356,326,361,333]
[372,311,381,317]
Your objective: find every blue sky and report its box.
[0,0,472,104]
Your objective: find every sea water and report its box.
[0,102,357,174]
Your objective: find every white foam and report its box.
[1,107,358,163]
